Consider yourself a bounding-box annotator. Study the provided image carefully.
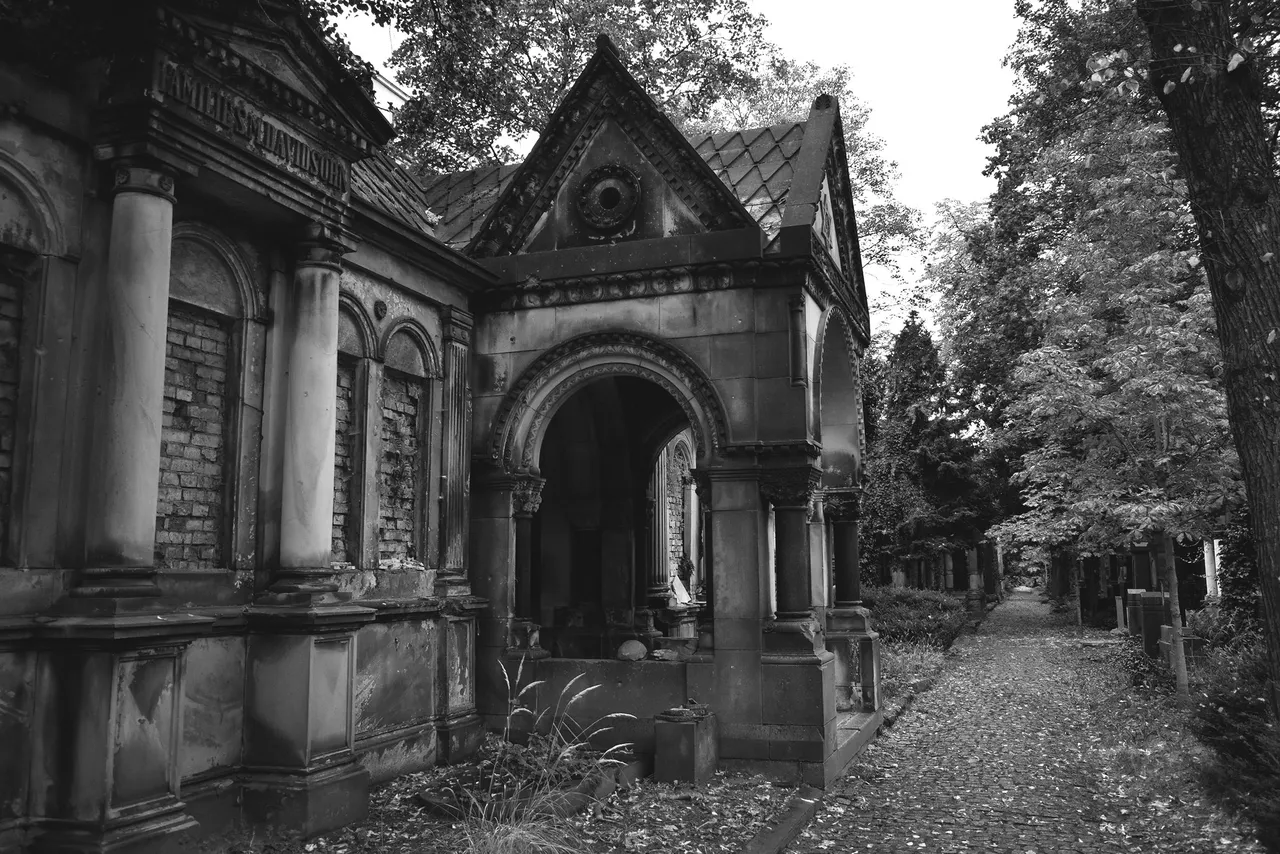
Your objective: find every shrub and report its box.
[862,585,970,649]
[1188,639,1280,848]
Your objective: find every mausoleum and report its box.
[0,4,878,852]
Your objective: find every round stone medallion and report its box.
[577,164,640,232]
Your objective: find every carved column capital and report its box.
[111,162,176,203]
[296,221,351,272]
[824,489,862,523]
[690,469,711,501]
[759,466,820,514]
[512,476,546,517]
[443,306,474,345]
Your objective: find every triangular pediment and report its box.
[468,36,760,258]
[161,3,393,155]
[780,95,868,313]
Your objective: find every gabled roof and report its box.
[421,164,521,249]
[461,35,759,258]
[351,151,441,237]
[690,122,806,251]
[423,121,807,252]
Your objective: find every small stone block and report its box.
[654,713,718,785]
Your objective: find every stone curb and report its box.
[740,785,822,854]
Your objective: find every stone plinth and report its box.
[654,709,718,785]
[242,602,375,839]
[28,612,213,854]
[826,607,880,713]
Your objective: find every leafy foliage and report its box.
[860,314,999,574]
[388,0,768,172]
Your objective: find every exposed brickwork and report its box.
[156,308,228,570]
[378,372,421,562]
[0,273,21,559]
[332,359,357,564]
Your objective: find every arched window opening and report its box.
[378,328,430,566]
[155,234,247,571]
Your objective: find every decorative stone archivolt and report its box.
[171,221,263,320]
[380,318,442,379]
[0,148,66,256]
[337,291,376,358]
[488,331,730,474]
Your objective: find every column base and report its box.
[763,615,827,657]
[242,763,370,841]
[32,802,197,854]
[63,567,160,602]
[965,589,986,614]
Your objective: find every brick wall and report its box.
[0,273,20,559]
[378,372,421,562]
[156,308,228,570]
[332,359,357,564]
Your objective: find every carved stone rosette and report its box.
[512,476,545,518]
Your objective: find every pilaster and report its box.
[439,309,473,584]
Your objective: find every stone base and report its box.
[242,762,370,841]
[31,803,197,854]
[654,713,718,785]
[436,713,483,765]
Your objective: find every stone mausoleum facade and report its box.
[0,4,878,852]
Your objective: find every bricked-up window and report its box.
[156,308,229,570]
[0,259,24,560]
[332,357,358,564]
[378,371,421,562]
[378,328,431,564]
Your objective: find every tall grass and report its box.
[460,657,636,853]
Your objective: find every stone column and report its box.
[78,163,176,599]
[826,490,862,608]
[273,225,347,595]
[510,475,547,656]
[439,308,473,589]
[825,490,878,712]
[1203,539,1220,600]
[647,451,671,606]
[760,465,826,661]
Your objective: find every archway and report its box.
[529,375,702,659]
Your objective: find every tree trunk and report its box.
[1073,558,1084,640]
[1137,0,1280,715]
[1157,531,1190,698]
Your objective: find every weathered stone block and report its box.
[654,712,718,785]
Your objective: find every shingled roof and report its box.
[351,150,441,237]
[420,121,806,252]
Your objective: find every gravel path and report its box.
[792,589,1262,854]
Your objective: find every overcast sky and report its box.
[342,1,1023,328]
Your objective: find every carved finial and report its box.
[596,33,619,55]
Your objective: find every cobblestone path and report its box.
[793,590,1260,854]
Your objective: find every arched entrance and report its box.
[814,308,879,714]
[530,376,703,658]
